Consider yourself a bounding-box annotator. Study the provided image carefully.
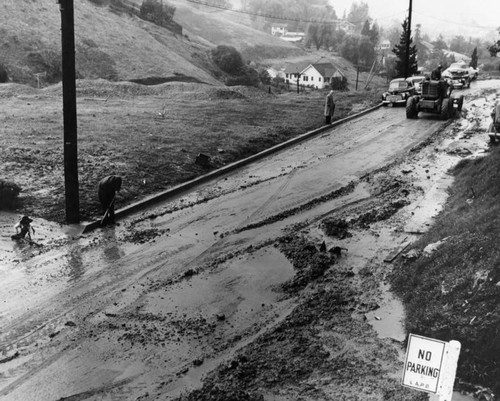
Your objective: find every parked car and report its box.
[382,78,416,107]
[406,75,426,95]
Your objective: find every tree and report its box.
[391,17,418,78]
[258,68,271,85]
[211,45,244,74]
[340,33,375,67]
[340,34,361,64]
[361,20,370,37]
[347,2,370,32]
[306,23,321,50]
[0,63,8,83]
[470,47,478,69]
[318,22,336,50]
[369,21,379,46]
[140,0,176,27]
[488,28,500,57]
[449,35,468,54]
[413,24,428,63]
[432,34,448,51]
[358,35,376,66]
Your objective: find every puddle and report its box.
[146,245,294,319]
[365,282,406,342]
[144,246,296,395]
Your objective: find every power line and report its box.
[184,0,383,25]
[412,10,498,30]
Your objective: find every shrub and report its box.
[87,0,109,5]
[330,76,348,91]
[27,50,63,83]
[211,45,244,75]
[76,44,118,80]
[225,67,259,87]
[0,63,8,83]
[0,180,21,210]
[139,0,176,27]
[258,68,271,85]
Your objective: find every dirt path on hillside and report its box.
[1,81,497,401]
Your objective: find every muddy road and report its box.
[1,81,496,400]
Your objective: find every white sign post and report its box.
[402,334,461,401]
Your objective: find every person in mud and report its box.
[324,89,335,124]
[98,175,122,225]
[11,215,35,241]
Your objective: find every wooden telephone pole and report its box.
[404,0,413,78]
[59,0,80,223]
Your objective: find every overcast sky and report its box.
[331,0,500,37]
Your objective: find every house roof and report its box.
[282,62,311,74]
[301,62,344,78]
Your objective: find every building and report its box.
[271,23,288,36]
[284,62,344,89]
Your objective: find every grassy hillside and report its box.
[0,0,302,87]
[391,145,500,394]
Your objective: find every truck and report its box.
[405,79,464,120]
[442,62,479,89]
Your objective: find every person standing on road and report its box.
[11,215,35,241]
[98,175,122,225]
[324,90,335,124]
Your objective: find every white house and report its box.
[283,62,310,85]
[376,39,391,52]
[298,63,344,89]
[271,23,287,36]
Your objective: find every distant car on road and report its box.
[382,78,416,107]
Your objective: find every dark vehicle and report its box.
[382,78,415,107]
[406,79,464,120]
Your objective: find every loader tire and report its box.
[406,97,418,119]
[440,98,450,120]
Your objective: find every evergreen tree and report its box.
[347,2,369,32]
[391,17,418,78]
[361,20,370,37]
[432,34,448,51]
[369,21,379,46]
[470,47,478,68]
[306,23,321,49]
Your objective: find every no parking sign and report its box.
[402,334,461,400]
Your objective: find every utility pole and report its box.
[405,0,413,78]
[58,0,80,223]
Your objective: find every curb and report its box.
[82,103,383,233]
